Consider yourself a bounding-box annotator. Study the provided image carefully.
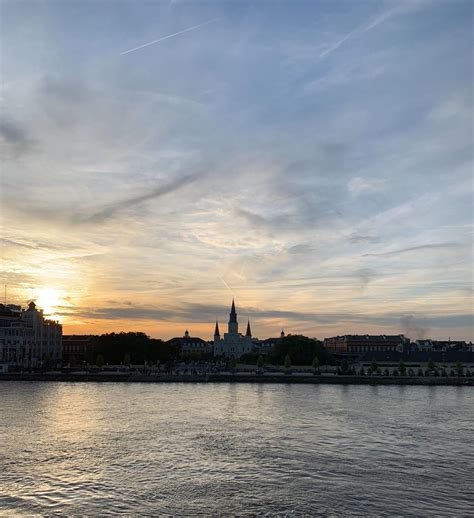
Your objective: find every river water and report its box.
[0,382,473,516]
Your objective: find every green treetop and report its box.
[312,356,320,373]
[427,358,435,372]
[371,358,379,373]
[398,359,406,376]
[454,361,464,376]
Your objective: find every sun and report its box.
[36,288,61,316]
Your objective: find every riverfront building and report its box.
[0,302,62,370]
[62,335,95,366]
[324,334,408,356]
[253,331,286,354]
[213,300,253,359]
[355,350,474,374]
[167,330,213,358]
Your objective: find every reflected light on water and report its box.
[0,383,473,515]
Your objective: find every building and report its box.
[0,304,32,369]
[254,330,286,354]
[324,334,409,356]
[0,301,62,369]
[412,339,472,352]
[414,339,434,351]
[213,300,253,359]
[355,350,474,374]
[62,335,95,366]
[167,330,213,358]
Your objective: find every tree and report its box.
[312,356,320,374]
[359,367,365,376]
[398,360,406,376]
[454,362,464,377]
[123,353,131,366]
[267,335,329,366]
[90,332,175,366]
[341,359,349,374]
[427,358,435,372]
[96,354,104,368]
[239,352,260,365]
[417,368,424,377]
[256,355,264,370]
[441,368,447,377]
[371,358,379,374]
[392,369,399,376]
[229,356,237,372]
[284,354,292,371]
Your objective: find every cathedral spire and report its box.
[228,299,238,334]
[214,320,220,337]
[246,319,251,337]
[229,298,237,323]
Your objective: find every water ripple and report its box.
[0,382,473,516]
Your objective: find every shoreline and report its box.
[1,373,472,386]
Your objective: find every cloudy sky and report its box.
[1,0,472,341]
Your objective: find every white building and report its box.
[213,300,253,359]
[0,301,62,369]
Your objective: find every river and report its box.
[0,382,472,515]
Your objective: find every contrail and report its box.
[219,277,235,296]
[120,18,219,55]
[81,173,199,223]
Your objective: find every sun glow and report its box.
[36,288,61,317]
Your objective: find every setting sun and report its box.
[36,288,61,317]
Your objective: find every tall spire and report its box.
[214,320,220,336]
[246,319,251,337]
[228,299,238,334]
[229,298,237,323]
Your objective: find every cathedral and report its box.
[213,300,253,359]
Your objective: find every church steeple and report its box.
[246,320,251,337]
[214,320,220,337]
[228,299,238,334]
[229,299,237,323]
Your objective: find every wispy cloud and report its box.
[348,177,389,197]
[64,302,474,335]
[363,243,462,258]
[81,173,201,224]
[120,18,220,55]
[318,1,425,60]
[2,0,472,341]
[0,118,34,156]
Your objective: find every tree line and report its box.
[87,333,333,367]
[240,335,333,366]
[89,332,178,366]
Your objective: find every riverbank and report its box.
[1,372,472,385]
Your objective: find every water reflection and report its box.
[0,382,472,515]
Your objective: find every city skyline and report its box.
[1,0,473,341]
[2,297,472,344]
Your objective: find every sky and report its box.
[1,0,472,341]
